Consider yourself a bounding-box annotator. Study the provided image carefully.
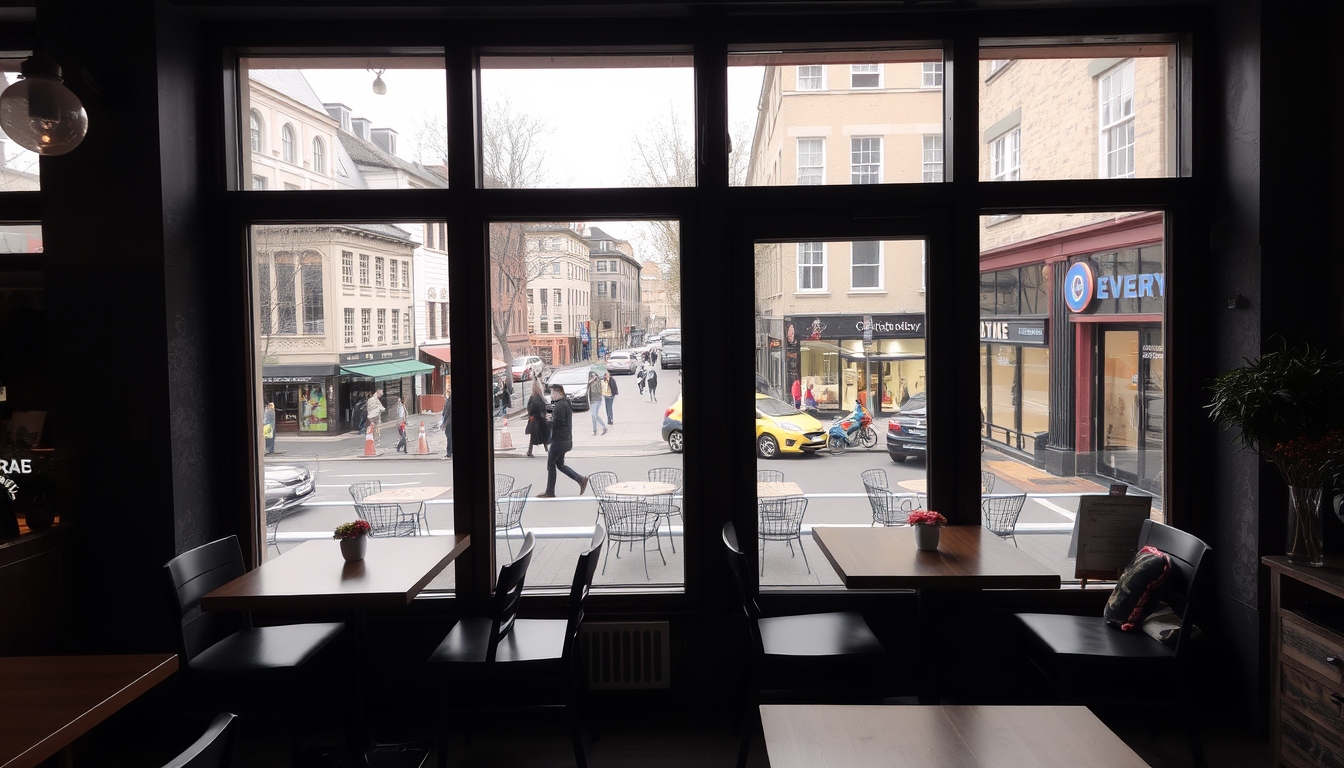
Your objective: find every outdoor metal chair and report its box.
[756,469,785,484]
[355,502,421,538]
[348,481,382,504]
[646,467,683,553]
[980,493,1027,546]
[494,474,515,500]
[587,471,618,525]
[863,482,915,527]
[757,496,810,576]
[496,484,531,559]
[597,494,665,580]
[981,470,997,493]
[860,468,888,491]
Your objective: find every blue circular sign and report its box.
[1064,261,1096,313]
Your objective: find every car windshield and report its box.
[899,392,927,412]
[510,357,528,366]
[757,396,803,418]
[548,368,592,386]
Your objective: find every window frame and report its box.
[849,240,882,291]
[796,241,827,292]
[796,64,825,91]
[312,136,325,174]
[922,135,944,183]
[849,62,881,89]
[990,127,1021,182]
[796,137,824,185]
[1097,59,1137,179]
[921,61,943,88]
[281,123,296,164]
[850,136,882,184]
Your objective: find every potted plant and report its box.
[907,509,948,551]
[334,519,372,562]
[1208,340,1344,566]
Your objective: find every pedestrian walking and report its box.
[646,366,659,402]
[395,415,408,453]
[636,363,647,395]
[791,379,802,408]
[439,390,453,459]
[538,383,588,499]
[804,383,818,413]
[262,402,276,455]
[525,377,550,458]
[587,372,608,435]
[602,371,619,424]
[503,376,515,416]
[365,389,386,447]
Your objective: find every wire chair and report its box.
[757,496,810,576]
[264,507,283,555]
[860,468,888,491]
[981,493,1027,547]
[494,474,515,500]
[587,470,619,525]
[348,481,382,503]
[980,470,997,493]
[597,494,665,579]
[354,502,420,538]
[756,469,785,484]
[496,484,531,558]
[864,483,915,527]
[646,467,684,553]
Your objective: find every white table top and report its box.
[606,481,677,496]
[757,481,804,498]
[897,478,927,493]
[362,486,451,503]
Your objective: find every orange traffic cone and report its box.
[364,422,376,456]
[417,421,429,455]
[499,415,514,450]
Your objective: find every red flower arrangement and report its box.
[907,510,947,527]
[1267,429,1344,488]
[333,519,372,539]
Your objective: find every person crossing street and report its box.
[602,370,619,424]
[538,383,588,499]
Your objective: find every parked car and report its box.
[661,394,683,453]
[545,364,603,411]
[755,393,826,458]
[660,329,682,369]
[264,463,316,512]
[511,355,544,381]
[607,350,637,374]
[886,391,928,462]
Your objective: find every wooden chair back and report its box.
[485,532,535,661]
[161,711,237,768]
[164,536,249,666]
[561,525,607,664]
[1138,519,1211,656]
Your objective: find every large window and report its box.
[850,137,881,184]
[281,124,296,163]
[796,65,824,91]
[1099,60,1137,179]
[990,128,1020,181]
[796,138,824,185]
[797,242,825,291]
[851,241,881,290]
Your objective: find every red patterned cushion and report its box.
[1104,545,1171,632]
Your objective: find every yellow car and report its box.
[661,395,684,453]
[756,393,827,458]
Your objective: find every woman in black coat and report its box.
[525,377,550,457]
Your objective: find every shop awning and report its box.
[421,344,451,364]
[493,358,507,372]
[262,363,341,382]
[341,359,435,381]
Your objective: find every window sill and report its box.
[848,289,886,296]
[793,291,830,297]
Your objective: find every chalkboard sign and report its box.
[1067,494,1154,581]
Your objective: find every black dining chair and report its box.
[428,527,605,768]
[1013,519,1211,767]
[723,522,888,768]
[161,712,237,768]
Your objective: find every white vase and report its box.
[914,524,940,551]
[340,535,367,562]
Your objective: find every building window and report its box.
[797,242,825,291]
[401,264,409,289]
[301,255,323,333]
[427,301,437,338]
[597,282,607,297]
[249,110,262,152]
[851,241,881,290]
[554,289,562,305]
[341,251,353,285]
[922,62,943,88]
[361,308,371,344]
[540,317,549,332]
[991,128,1021,181]
[554,315,562,333]
[438,303,446,339]
[552,263,561,275]
[274,255,297,334]
[797,138,824,185]
[1099,60,1136,179]
[596,261,607,272]
[850,63,880,89]
[312,137,324,173]
[377,309,386,344]
[389,260,398,289]
[922,136,944,183]
[797,65,824,91]
[375,256,385,287]
[988,59,1012,77]
[252,175,267,191]
[344,308,354,346]
[359,254,369,286]
[281,123,296,163]
[391,309,400,343]
[850,137,881,184]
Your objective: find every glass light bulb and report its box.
[371,73,387,95]
[0,75,88,156]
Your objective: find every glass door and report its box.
[1100,327,1165,487]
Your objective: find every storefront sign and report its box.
[786,313,925,341]
[979,319,1048,345]
[340,347,413,364]
[1064,261,1096,313]
[1098,272,1164,300]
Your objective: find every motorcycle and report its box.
[827,402,878,455]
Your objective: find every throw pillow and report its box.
[1104,545,1171,632]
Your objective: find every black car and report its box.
[544,364,602,411]
[264,463,316,512]
[886,392,927,462]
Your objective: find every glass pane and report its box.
[755,237,928,588]
[979,211,1166,584]
[0,223,41,253]
[729,49,945,187]
[491,221,682,591]
[251,222,454,584]
[978,44,1176,181]
[1,58,41,191]
[240,57,447,191]
[479,55,693,189]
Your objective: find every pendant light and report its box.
[370,69,387,95]
[0,49,88,156]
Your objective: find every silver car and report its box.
[264,463,316,512]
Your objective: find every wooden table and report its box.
[812,526,1059,701]
[605,481,677,496]
[0,654,179,768]
[757,481,803,498]
[897,478,927,493]
[761,704,1149,768]
[361,486,451,534]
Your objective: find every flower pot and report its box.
[914,524,940,551]
[340,535,367,562]
[1286,486,1324,567]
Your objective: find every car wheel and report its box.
[890,454,908,464]
[757,433,779,458]
[667,429,684,453]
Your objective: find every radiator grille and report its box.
[579,621,671,689]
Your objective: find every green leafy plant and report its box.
[333,519,371,539]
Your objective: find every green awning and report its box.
[341,359,435,381]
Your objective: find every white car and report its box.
[511,355,544,381]
[607,350,637,374]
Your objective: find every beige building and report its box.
[586,226,642,351]
[638,260,678,336]
[526,225,592,367]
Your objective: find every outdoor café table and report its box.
[896,478,927,493]
[0,653,178,768]
[605,480,677,497]
[201,536,470,750]
[361,485,451,534]
[760,704,1149,768]
[811,525,1059,702]
[756,481,803,499]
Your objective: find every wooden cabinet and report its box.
[1264,557,1344,768]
